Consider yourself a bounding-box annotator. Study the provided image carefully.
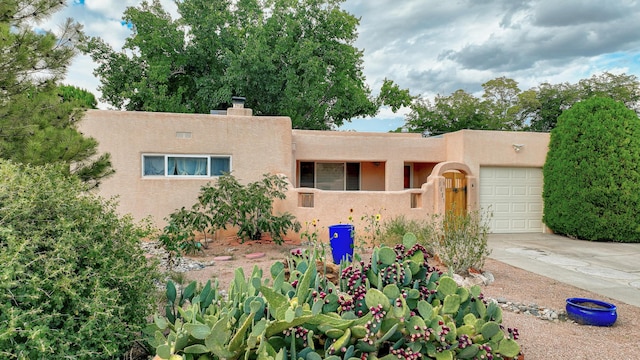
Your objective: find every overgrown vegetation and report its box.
[379,211,492,275]
[0,161,160,359]
[432,210,492,274]
[379,215,435,252]
[543,96,640,242]
[159,207,205,269]
[350,208,385,247]
[159,173,301,260]
[147,234,520,360]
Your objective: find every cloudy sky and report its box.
[48,0,640,132]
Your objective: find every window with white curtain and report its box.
[142,155,231,177]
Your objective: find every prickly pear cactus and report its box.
[147,233,521,360]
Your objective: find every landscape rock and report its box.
[453,271,495,288]
[489,297,568,322]
[140,241,206,272]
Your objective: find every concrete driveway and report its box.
[488,233,640,307]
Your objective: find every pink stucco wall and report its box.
[80,109,292,225]
[80,109,550,240]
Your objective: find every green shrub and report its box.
[433,209,492,274]
[0,161,161,359]
[147,234,521,360]
[543,97,640,242]
[158,207,201,270]
[163,173,301,248]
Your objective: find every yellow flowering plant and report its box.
[300,218,320,245]
[348,207,385,247]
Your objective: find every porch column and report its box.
[385,159,405,191]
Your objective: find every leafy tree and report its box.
[520,82,580,132]
[404,89,488,136]
[404,77,524,135]
[83,0,410,129]
[523,73,640,132]
[543,97,640,242]
[198,173,301,243]
[82,0,191,113]
[577,72,640,113]
[481,76,523,130]
[0,160,161,359]
[377,78,414,112]
[58,84,98,108]
[0,1,113,186]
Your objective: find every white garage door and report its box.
[479,167,544,233]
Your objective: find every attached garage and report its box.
[479,167,544,233]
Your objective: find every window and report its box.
[316,163,345,190]
[300,162,315,188]
[299,162,360,190]
[346,163,360,191]
[210,156,231,176]
[142,155,231,177]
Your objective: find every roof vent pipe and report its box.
[231,96,246,108]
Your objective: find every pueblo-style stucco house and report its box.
[79,102,551,240]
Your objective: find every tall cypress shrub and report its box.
[543,97,640,242]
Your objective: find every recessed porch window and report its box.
[299,162,360,191]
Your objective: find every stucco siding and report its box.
[80,110,292,224]
[449,130,550,211]
[293,130,446,163]
[79,109,552,239]
[360,162,385,190]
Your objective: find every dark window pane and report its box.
[404,165,411,188]
[346,162,360,191]
[300,162,315,188]
[211,157,230,176]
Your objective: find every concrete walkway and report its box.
[488,233,640,307]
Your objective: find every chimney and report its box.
[227,96,252,116]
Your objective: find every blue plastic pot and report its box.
[329,224,354,264]
[566,298,617,326]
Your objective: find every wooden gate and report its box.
[444,171,467,216]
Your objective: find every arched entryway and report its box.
[429,161,474,216]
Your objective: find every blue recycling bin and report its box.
[329,224,354,264]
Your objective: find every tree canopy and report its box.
[0,0,113,186]
[83,0,411,130]
[403,90,488,136]
[403,72,640,135]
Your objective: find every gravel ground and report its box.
[482,259,640,360]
